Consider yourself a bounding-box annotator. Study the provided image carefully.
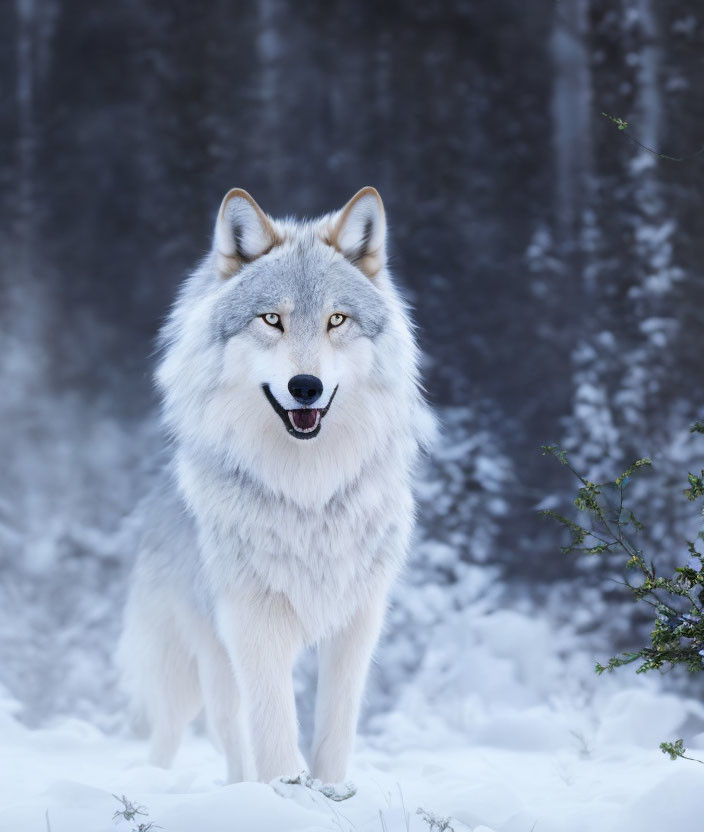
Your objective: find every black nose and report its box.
[288,374,323,405]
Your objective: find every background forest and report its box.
[1,4,704,828]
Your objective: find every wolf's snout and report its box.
[288,374,323,405]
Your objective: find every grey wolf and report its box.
[118,186,432,784]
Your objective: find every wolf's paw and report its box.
[273,770,357,802]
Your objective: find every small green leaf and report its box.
[602,112,629,131]
[660,739,685,761]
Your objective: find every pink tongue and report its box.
[291,409,318,430]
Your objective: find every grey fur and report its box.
[215,236,389,341]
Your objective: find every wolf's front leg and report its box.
[216,590,305,782]
[311,590,387,783]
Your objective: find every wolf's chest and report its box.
[201,472,412,638]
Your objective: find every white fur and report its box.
[118,187,432,785]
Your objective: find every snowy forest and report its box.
[1,1,704,831]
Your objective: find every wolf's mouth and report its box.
[262,384,338,440]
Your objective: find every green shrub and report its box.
[541,422,704,761]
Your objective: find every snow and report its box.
[1,607,703,832]
[1,691,702,832]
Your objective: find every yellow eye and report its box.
[328,313,346,329]
[262,313,282,330]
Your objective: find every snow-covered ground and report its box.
[2,605,703,832]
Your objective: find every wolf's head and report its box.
[157,188,430,505]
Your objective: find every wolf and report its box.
[118,186,432,784]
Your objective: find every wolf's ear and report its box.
[214,189,279,277]
[328,187,386,278]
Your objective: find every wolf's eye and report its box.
[328,313,347,329]
[262,313,283,331]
